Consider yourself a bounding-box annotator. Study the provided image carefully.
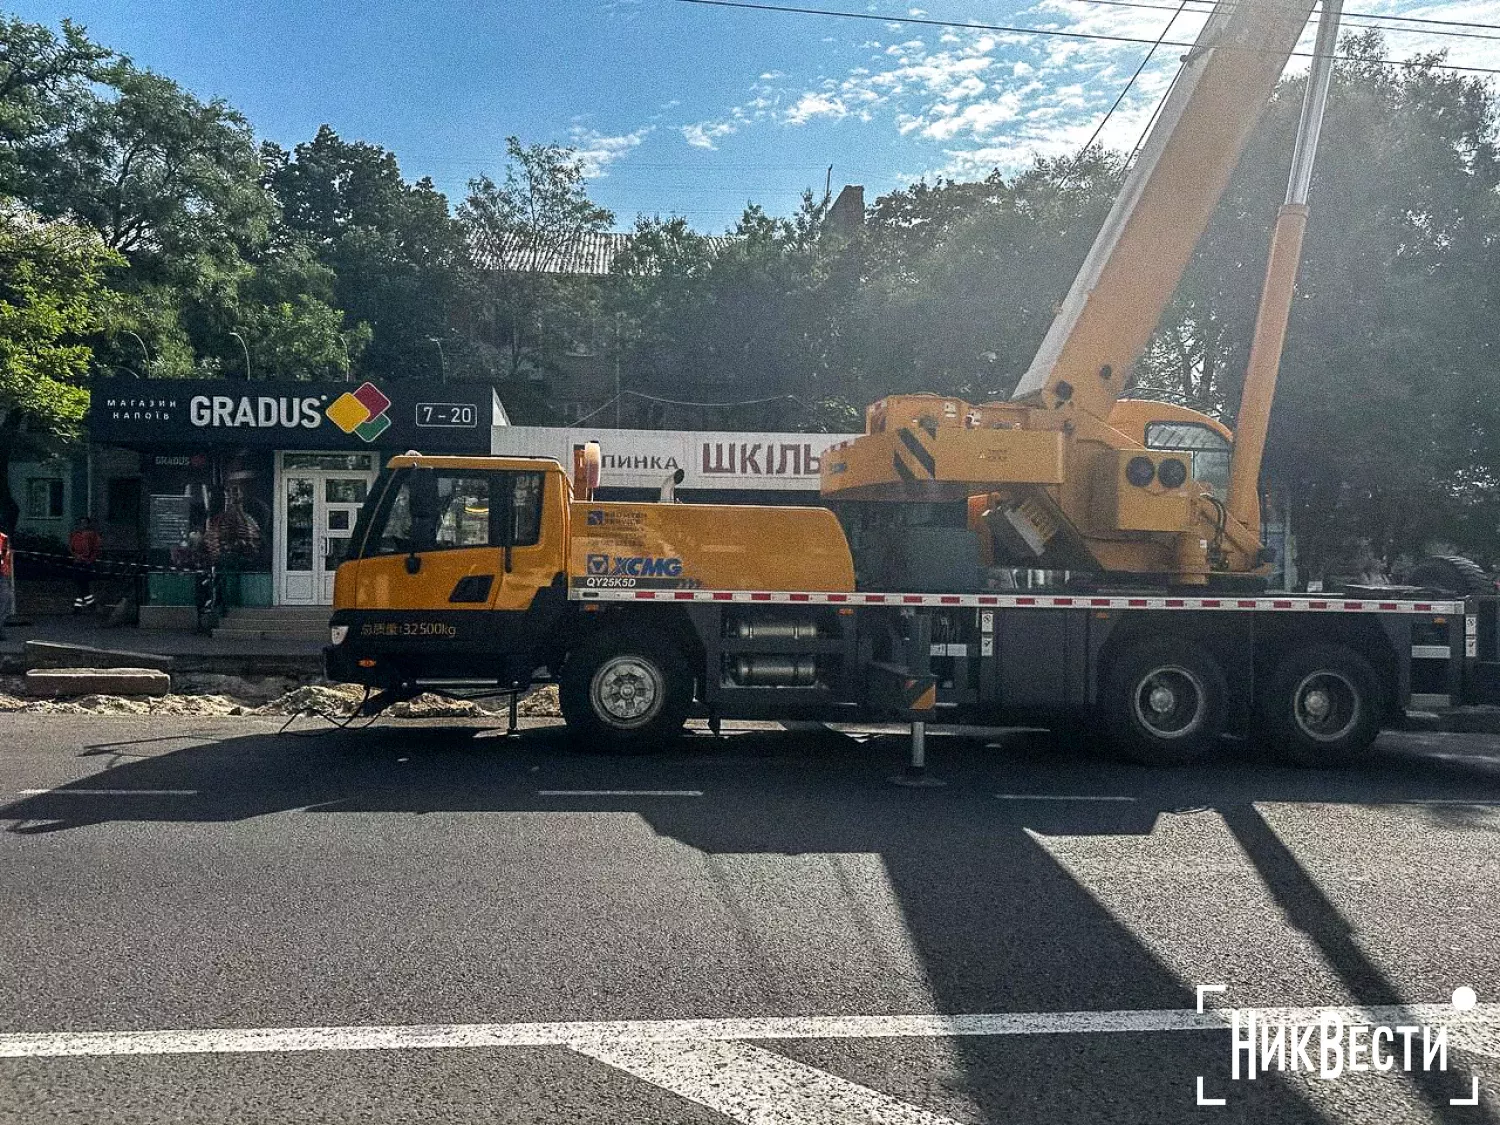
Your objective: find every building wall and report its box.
[7,456,82,545]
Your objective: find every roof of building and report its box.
[475,231,735,276]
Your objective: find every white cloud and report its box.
[673,0,1500,188]
[568,125,654,176]
[681,120,738,149]
[784,92,848,125]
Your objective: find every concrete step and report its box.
[214,626,329,643]
[221,607,330,622]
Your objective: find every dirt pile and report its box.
[0,679,564,719]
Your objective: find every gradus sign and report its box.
[89,377,496,453]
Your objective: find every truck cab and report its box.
[325,454,574,687]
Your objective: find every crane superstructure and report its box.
[821,0,1344,588]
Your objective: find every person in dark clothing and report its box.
[68,516,102,613]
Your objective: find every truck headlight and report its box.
[330,624,349,645]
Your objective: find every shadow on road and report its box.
[5,720,1498,1123]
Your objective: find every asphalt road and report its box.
[2,714,1500,1124]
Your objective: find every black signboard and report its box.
[89,377,496,453]
[147,494,193,549]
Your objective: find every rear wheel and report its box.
[1102,639,1227,766]
[1259,644,1381,767]
[560,628,692,751]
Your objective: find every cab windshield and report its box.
[1145,421,1231,496]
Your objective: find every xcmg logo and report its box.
[586,554,683,577]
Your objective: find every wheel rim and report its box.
[1292,670,1360,743]
[590,654,665,729]
[1131,665,1206,739]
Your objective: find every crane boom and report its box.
[1011,0,1316,420]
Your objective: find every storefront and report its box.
[489,425,863,503]
[89,377,498,606]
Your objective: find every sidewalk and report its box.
[0,615,324,675]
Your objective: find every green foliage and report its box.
[0,202,120,441]
[457,137,614,391]
[265,125,460,381]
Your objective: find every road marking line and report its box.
[536,790,704,797]
[995,794,1137,802]
[3,1004,1497,1059]
[574,1037,961,1125]
[14,789,198,797]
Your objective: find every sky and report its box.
[10,0,1500,232]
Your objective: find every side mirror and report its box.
[660,466,686,503]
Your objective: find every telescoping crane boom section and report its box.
[821,0,1342,588]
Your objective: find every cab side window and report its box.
[1145,421,1231,496]
[371,481,414,555]
[434,476,492,548]
[507,472,544,547]
[364,469,543,555]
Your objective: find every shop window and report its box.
[106,477,141,523]
[282,452,375,472]
[324,478,368,504]
[25,478,64,519]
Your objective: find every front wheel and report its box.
[1102,639,1228,766]
[1258,645,1382,767]
[560,628,692,752]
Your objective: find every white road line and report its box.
[14,789,198,797]
[574,1037,962,1125]
[995,794,1137,802]
[3,1004,1498,1060]
[536,790,704,797]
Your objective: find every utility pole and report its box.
[614,312,622,427]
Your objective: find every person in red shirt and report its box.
[0,528,12,638]
[68,516,102,614]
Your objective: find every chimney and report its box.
[827,184,865,236]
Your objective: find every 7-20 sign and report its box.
[415,402,477,427]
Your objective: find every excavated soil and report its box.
[0,677,563,719]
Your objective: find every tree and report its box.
[457,137,613,390]
[0,203,121,530]
[1,15,362,385]
[265,125,460,381]
[856,149,1123,403]
[0,15,112,189]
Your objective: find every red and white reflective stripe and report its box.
[569,588,1462,614]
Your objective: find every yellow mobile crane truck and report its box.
[326,0,1474,764]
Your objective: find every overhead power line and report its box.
[1056,0,1500,44]
[668,0,1500,75]
[1078,0,1190,156]
[1063,0,1500,36]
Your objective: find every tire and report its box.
[1258,644,1382,767]
[1102,638,1228,766]
[559,628,692,752]
[1405,555,1495,598]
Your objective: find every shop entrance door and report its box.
[275,452,377,606]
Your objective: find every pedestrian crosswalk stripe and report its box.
[2,1003,1497,1059]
